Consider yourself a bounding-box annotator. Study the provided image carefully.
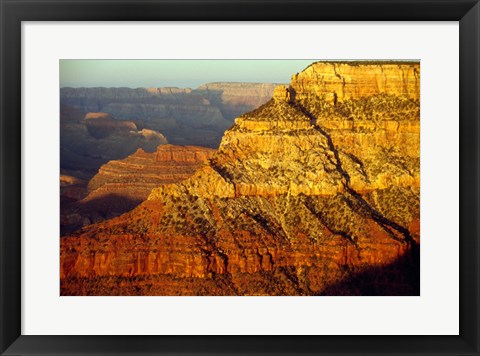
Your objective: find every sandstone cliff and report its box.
[60,145,214,235]
[61,61,420,296]
[291,61,419,103]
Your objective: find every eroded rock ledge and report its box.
[60,144,215,235]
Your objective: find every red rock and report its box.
[60,145,215,235]
[60,61,420,296]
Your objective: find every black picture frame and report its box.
[1,0,479,355]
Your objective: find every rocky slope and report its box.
[60,61,420,296]
[61,83,277,148]
[61,145,215,235]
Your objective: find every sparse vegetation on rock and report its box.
[61,61,420,296]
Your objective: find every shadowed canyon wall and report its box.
[60,107,168,177]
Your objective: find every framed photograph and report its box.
[1,0,479,355]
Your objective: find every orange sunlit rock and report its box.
[61,61,420,296]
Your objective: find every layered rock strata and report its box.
[88,145,215,190]
[61,61,420,296]
[60,83,278,148]
[60,145,215,235]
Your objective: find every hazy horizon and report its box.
[60,80,287,89]
[60,59,319,88]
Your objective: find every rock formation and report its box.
[60,144,215,235]
[60,110,168,176]
[195,82,279,121]
[60,82,278,148]
[60,61,420,296]
[83,112,138,139]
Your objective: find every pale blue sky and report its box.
[59,60,317,88]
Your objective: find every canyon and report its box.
[61,144,215,235]
[60,82,278,152]
[60,83,276,235]
[60,107,168,177]
[60,61,420,296]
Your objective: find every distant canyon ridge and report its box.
[61,82,278,174]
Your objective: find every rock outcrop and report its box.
[291,61,420,103]
[61,61,420,296]
[60,145,215,235]
[60,111,168,176]
[87,144,215,194]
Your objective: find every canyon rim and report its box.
[60,60,420,296]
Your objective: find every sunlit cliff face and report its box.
[61,61,420,296]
